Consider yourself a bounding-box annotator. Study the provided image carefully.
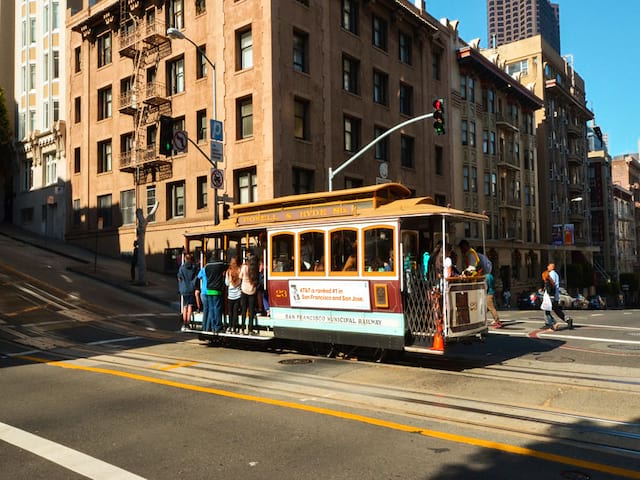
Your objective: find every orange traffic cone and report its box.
[432,331,444,352]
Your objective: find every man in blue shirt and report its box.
[547,263,573,329]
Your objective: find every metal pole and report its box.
[328,112,434,191]
[167,29,219,225]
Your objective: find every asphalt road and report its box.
[1,235,639,479]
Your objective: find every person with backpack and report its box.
[458,239,482,274]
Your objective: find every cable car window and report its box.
[299,230,325,273]
[330,229,358,273]
[364,226,394,273]
[271,233,294,273]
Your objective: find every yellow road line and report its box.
[18,355,640,479]
[158,361,198,371]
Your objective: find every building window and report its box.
[471,166,477,192]
[293,29,309,73]
[490,131,496,155]
[488,89,495,113]
[53,100,59,122]
[29,17,36,43]
[44,53,49,81]
[293,168,314,194]
[97,33,112,67]
[121,189,136,225]
[373,70,388,105]
[341,0,359,34]
[98,86,112,120]
[399,83,413,115]
[97,139,112,173]
[23,160,33,191]
[236,168,258,204]
[195,0,206,15]
[342,55,360,94]
[432,50,441,80]
[74,97,81,123]
[463,166,469,192]
[146,185,156,222]
[238,27,253,70]
[169,0,184,29]
[469,121,476,147]
[53,51,60,79]
[73,199,81,226]
[483,130,489,154]
[435,145,443,175]
[74,147,81,173]
[468,77,475,103]
[374,126,388,162]
[294,97,310,140]
[29,64,35,90]
[167,181,185,219]
[399,32,412,65]
[343,115,360,153]
[44,153,56,186]
[237,96,253,139]
[372,15,387,51]
[196,45,207,79]
[120,132,134,166]
[197,175,208,209]
[461,120,468,145]
[400,135,414,168]
[506,59,528,76]
[196,109,207,142]
[167,56,185,95]
[97,194,113,228]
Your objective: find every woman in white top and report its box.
[240,254,259,334]
[225,256,242,333]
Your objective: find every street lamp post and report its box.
[166,28,219,225]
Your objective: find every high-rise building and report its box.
[487,0,560,53]
[13,0,68,239]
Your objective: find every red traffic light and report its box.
[433,99,443,111]
[433,98,445,135]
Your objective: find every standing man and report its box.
[458,239,481,273]
[130,241,139,282]
[547,263,573,329]
[177,253,198,331]
[198,253,228,333]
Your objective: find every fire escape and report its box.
[117,0,173,184]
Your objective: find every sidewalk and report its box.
[0,224,180,311]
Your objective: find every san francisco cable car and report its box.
[183,183,488,356]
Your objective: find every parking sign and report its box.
[210,120,223,142]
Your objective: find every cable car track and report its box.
[12,339,640,464]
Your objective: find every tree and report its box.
[0,87,15,222]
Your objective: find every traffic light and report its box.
[222,203,230,220]
[433,98,445,135]
[159,115,173,156]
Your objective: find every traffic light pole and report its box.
[328,111,434,192]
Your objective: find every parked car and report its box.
[572,293,589,310]
[517,289,542,310]
[588,295,607,310]
[557,287,574,309]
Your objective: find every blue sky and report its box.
[426,1,639,157]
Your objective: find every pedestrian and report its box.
[197,252,228,334]
[546,263,573,329]
[225,256,242,333]
[177,253,198,331]
[130,240,138,282]
[486,270,503,328]
[240,254,259,334]
[541,270,558,330]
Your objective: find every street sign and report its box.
[210,119,223,142]
[173,130,188,152]
[210,141,223,163]
[211,168,224,189]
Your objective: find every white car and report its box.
[557,288,574,309]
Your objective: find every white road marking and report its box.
[86,337,142,346]
[0,422,146,479]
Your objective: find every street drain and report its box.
[279,358,313,365]
[607,344,640,351]
[533,355,575,363]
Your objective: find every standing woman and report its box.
[225,256,242,333]
[240,254,259,334]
